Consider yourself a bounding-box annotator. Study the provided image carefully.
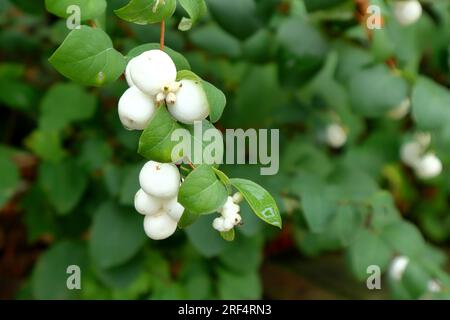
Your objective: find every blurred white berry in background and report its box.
[325,123,347,149]
[387,97,411,120]
[400,141,423,167]
[118,86,156,130]
[167,79,210,124]
[394,0,422,26]
[389,256,410,281]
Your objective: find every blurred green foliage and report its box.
[1,0,450,300]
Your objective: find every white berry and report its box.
[388,98,411,120]
[394,0,422,26]
[232,192,244,204]
[415,153,443,179]
[139,161,180,199]
[134,189,162,216]
[325,123,347,148]
[118,86,156,130]
[125,57,137,87]
[143,211,177,240]
[167,79,209,124]
[163,197,185,222]
[213,217,225,232]
[400,141,422,167]
[389,256,410,280]
[130,50,177,96]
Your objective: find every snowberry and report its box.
[414,153,443,179]
[118,86,156,130]
[394,0,422,26]
[232,192,244,204]
[167,79,209,124]
[389,256,410,280]
[143,211,177,240]
[129,50,177,96]
[134,189,162,216]
[325,123,347,148]
[125,57,137,87]
[222,218,234,231]
[139,161,180,199]
[387,98,411,120]
[220,196,240,215]
[163,197,185,222]
[213,217,226,232]
[427,280,441,293]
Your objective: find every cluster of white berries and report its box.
[212,193,244,233]
[400,132,443,179]
[324,123,348,149]
[118,49,210,130]
[134,161,184,240]
[394,0,422,26]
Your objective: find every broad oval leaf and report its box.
[0,154,20,208]
[115,0,176,25]
[49,26,126,86]
[178,0,207,31]
[229,178,281,228]
[138,106,184,163]
[89,202,147,269]
[179,165,228,215]
[127,44,191,71]
[45,0,107,20]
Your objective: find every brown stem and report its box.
[160,19,165,50]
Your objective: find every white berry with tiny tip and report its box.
[415,153,443,179]
[130,50,177,96]
[167,79,209,124]
[325,123,347,148]
[118,86,156,130]
[134,189,162,216]
[164,197,184,222]
[389,256,410,280]
[125,57,138,87]
[394,0,422,26]
[143,212,177,240]
[139,161,180,199]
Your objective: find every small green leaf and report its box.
[178,0,207,31]
[0,79,38,111]
[179,165,228,215]
[229,178,281,228]
[89,202,147,269]
[25,130,67,163]
[185,214,228,257]
[138,106,184,163]
[38,160,88,215]
[176,69,201,81]
[39,83,97,131]
[45,0,107,21]
[49,26,126,86]
[220,229,235,242]
[32,241,88,299]
[178,210,199,229]
[127,44,191,71]
[217,268,262,299]
[115,0,176,25]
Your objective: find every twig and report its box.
[160,20,165,50]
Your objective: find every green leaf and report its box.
[401,261,431,299]
[49,26,126,86]
[304,0,347,11]
[229,178,281,228]
[177,210,199,229]
[45,0,107,20]
[202,80,226,123]
[89,202,147,269]
[39,83,97,132]
[138,106,184,163]
[127,44,191,71]
[115,0,176,25]
[189,24,242,58]
[220,229,235,242]
[0,79,38,111]
[119,163,142,206]
[178,0,207,31]
[346,229,393,281]
[219,235,263,273]
[176,69,201,81]
[412,77,450,130]
[381,222,426,258]
[348,65,409,117]
[32,241,88,299]
[179,165,228,215]
[0,155,19,208]
[38,160,88,215]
